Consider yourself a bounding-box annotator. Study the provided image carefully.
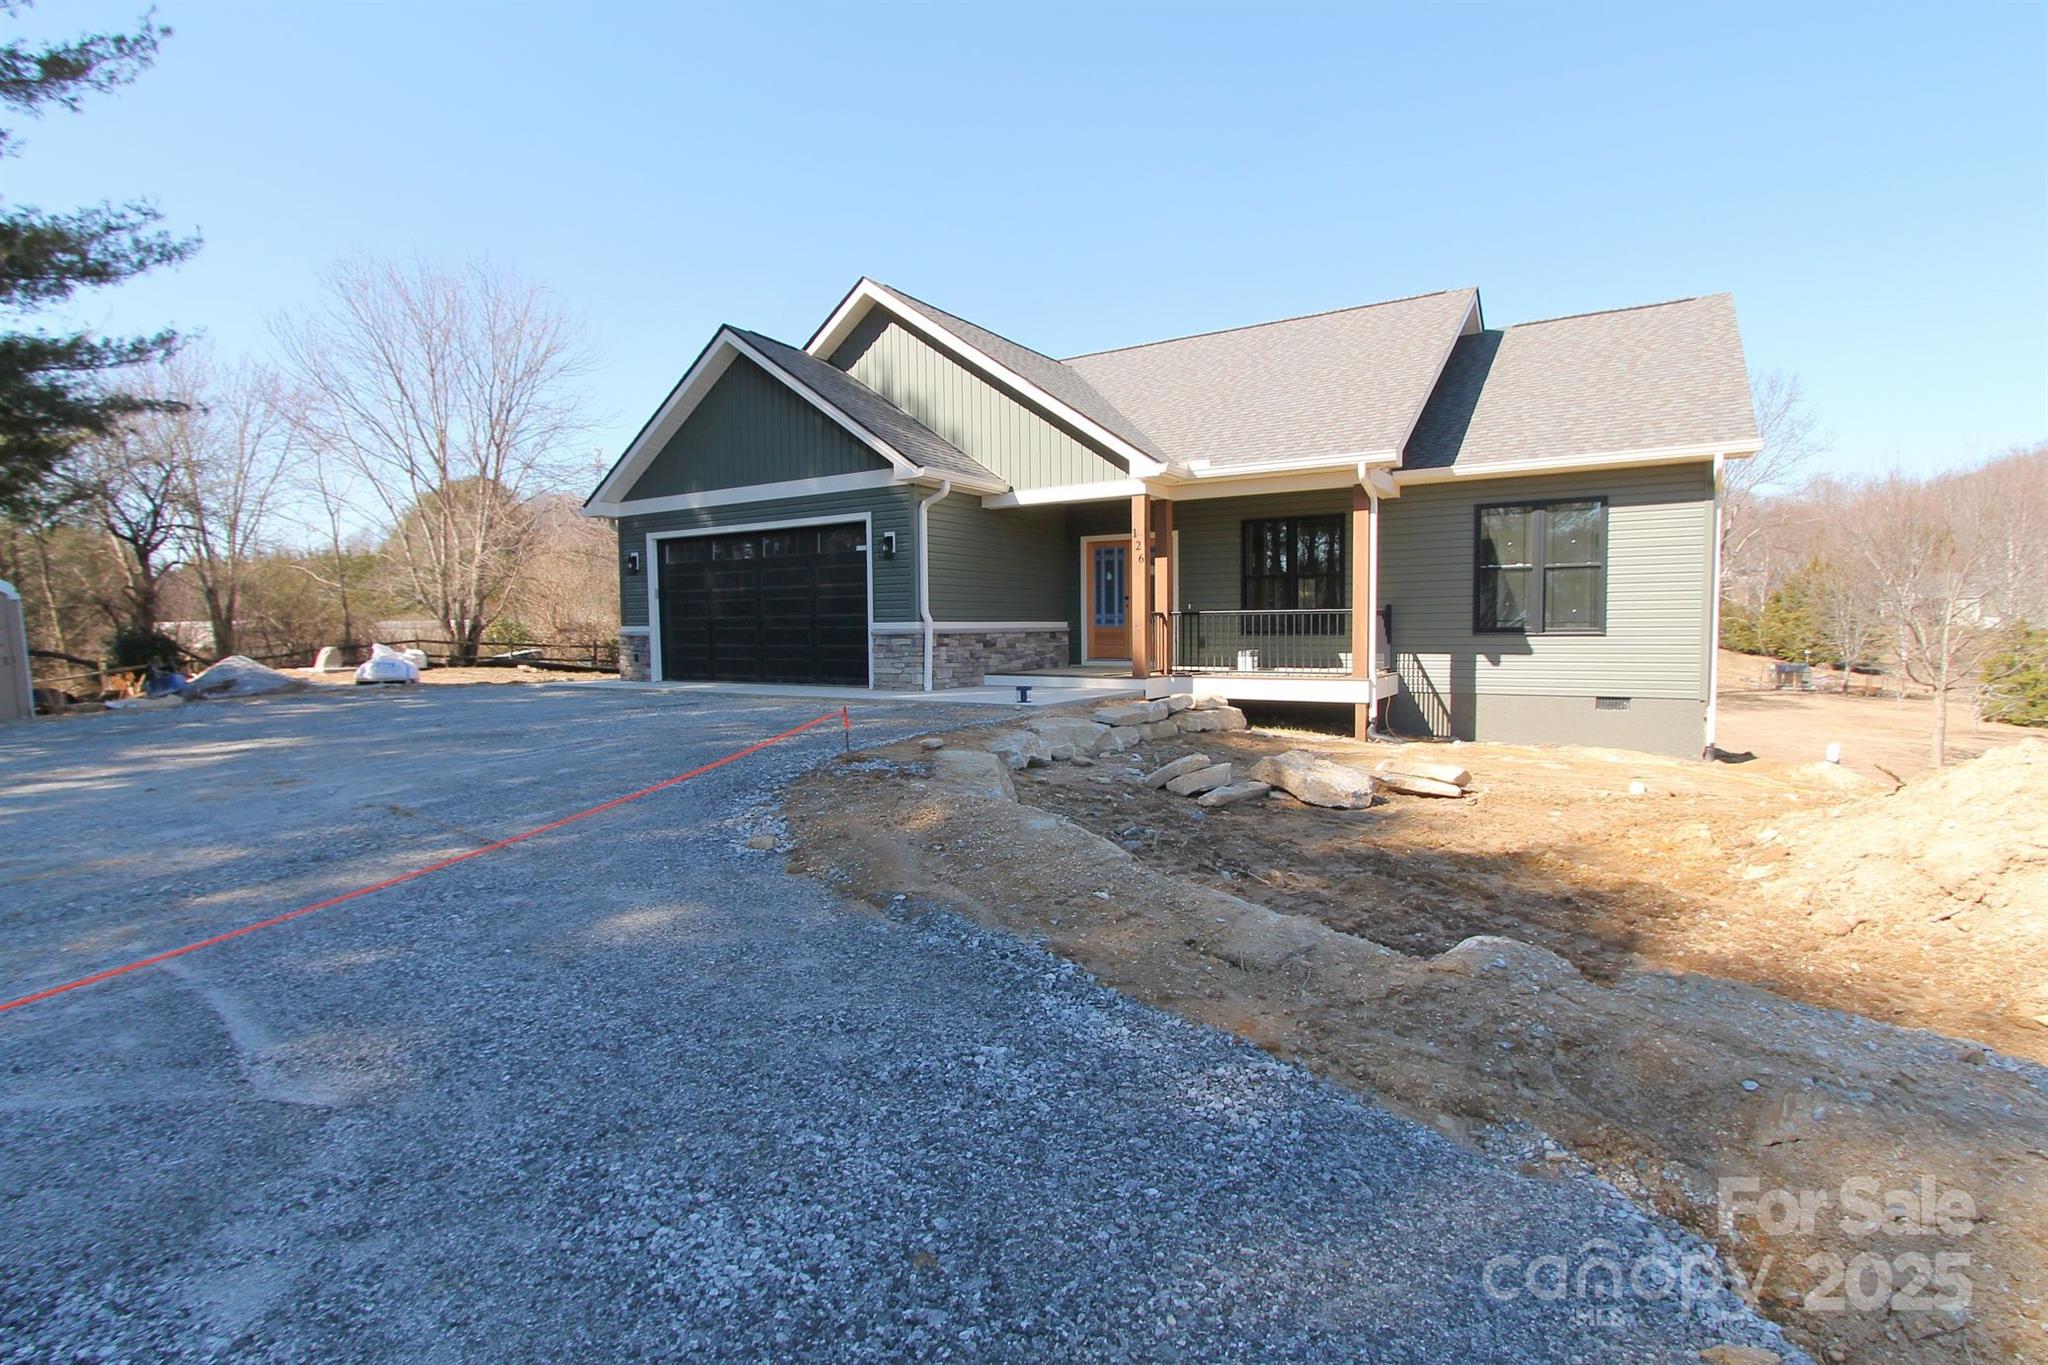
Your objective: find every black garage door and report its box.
[657,524,868,684]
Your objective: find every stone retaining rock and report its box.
[1095,700,1168,726]
[1142,754,1214,788]
[1373,768,1466,798]
[1250,750,1377,809]
[1376,758,1472,789]
[1023,716,1113,755]
[1197,780,1272,808]
[987,731,1053,770]
[931,750,1017,801]
[1177,707,1248,734]
[1165,763,1234,797]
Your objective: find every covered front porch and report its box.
[1040,486,1401,734]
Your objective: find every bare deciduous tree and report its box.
[276,257,590,660]
[1721,370,1829,613]
[1850,460,2032,768]
[164,353,292,658]
[62,385,185,638]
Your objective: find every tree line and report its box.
[0,9,612,686]
[1721,401,2048,766]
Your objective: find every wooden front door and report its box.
[1083,538,1129,661]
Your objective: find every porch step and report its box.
[984,672,1145,695]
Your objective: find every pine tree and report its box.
[0,3,197,512]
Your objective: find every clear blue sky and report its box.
[11,0,2047,483]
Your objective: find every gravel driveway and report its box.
[0,686,1795,1361]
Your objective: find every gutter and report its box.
[916,480,952,691]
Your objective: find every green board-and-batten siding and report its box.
[623,354,889,501]
[829,311,1128,492]
[614,486,919,629]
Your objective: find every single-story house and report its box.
[584,279,1759,756]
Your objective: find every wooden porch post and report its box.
[1351,484,1375,738]
[1128,493,1152,677]
[1151,498,1174,674]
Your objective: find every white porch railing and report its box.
[1167,609,1391,676]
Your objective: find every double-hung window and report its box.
[1474,499,1607,634]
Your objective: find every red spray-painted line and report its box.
[0,705,852,1017]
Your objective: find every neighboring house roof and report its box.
[729,329,1001,487]
[1403,293,1760,473]
[1060,289,1481,472]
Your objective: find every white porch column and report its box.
[1350,484,1378,739]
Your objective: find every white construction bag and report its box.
[354,642,421,686]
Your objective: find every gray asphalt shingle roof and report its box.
[733,329,1002,487]
[874,284,1171,465]
[1403,294,1759,472]
[1060,289,1480,471]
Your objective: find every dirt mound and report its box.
[1750,741,2048,1032]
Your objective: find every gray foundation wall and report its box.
[1384,690,1706,758]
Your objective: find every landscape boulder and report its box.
[1164,763,1234,797]
[1095,700,1168,727]
[1375,758,1470,789]
[1197,780,1272,808]
[1177,706,1248,734]
[1250,750,1378,809]
[1372,767,1467,798]
[1023,716,1112,755]
[931,750,1017,801]
[986,731,1053,770]
[1141,753,1214,788]
[1164,693,1195,713]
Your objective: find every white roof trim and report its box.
[805,279,1170,478]
[586,327,1001,509]
[1182,451,1398,477]
[980,479,1147,509]
[585,468,909,519]
[1391,443,1759,485]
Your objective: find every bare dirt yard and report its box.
[785,709,2048,1364]
[1713,650,2036,784]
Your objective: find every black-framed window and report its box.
[1475,499,1607,634]
[1242,516,1345,613]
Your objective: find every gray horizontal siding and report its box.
[615,486,919,627]
[831,311,1127,492]
[625,355,888,500]
[924,496,1068,621]
[1379,463,1714,704]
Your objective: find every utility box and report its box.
[0,580,31,722]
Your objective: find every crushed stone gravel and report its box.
[0,687,1796,1361]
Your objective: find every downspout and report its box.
[1704,454,1726,758]
[916,480,952,692]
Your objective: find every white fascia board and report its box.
[1182,451,1398,477]
[1151,469,1367,502]
[1391,444,1752,486]
[980,479,1147,509]
[584,469,909,519]
[804,279,1169,478]
[586,327,948,511]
